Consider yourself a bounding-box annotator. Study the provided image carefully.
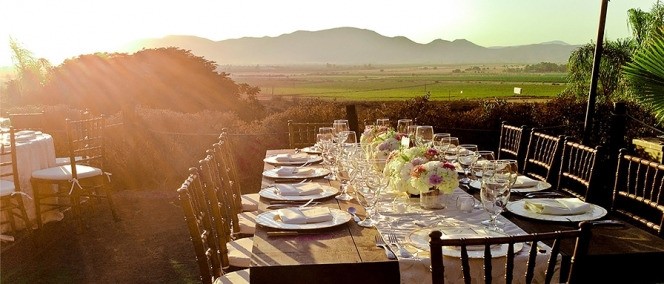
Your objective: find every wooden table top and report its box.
[250,149,399,284]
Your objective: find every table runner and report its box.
[374,188,554,284]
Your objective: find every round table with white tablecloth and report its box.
[1,130,62,233]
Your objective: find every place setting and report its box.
[470,175,551,193]
[263,152,323,165]
[406,226,524,258]
[255,205,353,231]
[262,165,331,180]
[506,197,607,222]
[259,182,339,202]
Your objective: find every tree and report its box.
[2,37,52,104]
[565,39,633,100]
[627,2,664,47]
[623,29,664,123]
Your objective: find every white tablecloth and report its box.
[374,188,555,284]
[1,131,62,233]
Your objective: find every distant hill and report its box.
[122,27,579,65]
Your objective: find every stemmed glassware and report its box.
[457,144,479,184]
[441,137,460,163]
[414,125,434,147]
[333,120,350,143]
[376,118,391,129]
[480,160,514,231]
[354,166,386,227]
[335,130,358,201]
[396,119,413,134]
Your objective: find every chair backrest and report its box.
[0,127,21,188]
[177,168,223,284]
[200,153,242,240]
[215,132,244,211]
[522,130,565,186]
[8,112,45,131]
[497,122,530,172]
[612,149,664,238]
[557,139,605,206]
[429,222,600,284]
[288,120,331,149]
[65,115,106,177]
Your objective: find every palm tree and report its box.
[622,30,664,122]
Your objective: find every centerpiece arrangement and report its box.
[360,127,404,160]
[382,146,458,209]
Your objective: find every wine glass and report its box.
[480,160,512,231]
[376,118,390,129]
[396,119,413,134]
[333,120,349,143]
[415,125,434,147]
[336,162,354,201]
[355,170,386,227]
[441,137,460,163]
[470,150,495,181]
[498,159,519,187]
[432,133,451,151]
[457,144,479,184]
[318,127,334,153]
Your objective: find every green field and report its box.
[226,64,567,101]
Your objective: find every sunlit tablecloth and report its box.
[1,131,61,233]
[374,188,555,284]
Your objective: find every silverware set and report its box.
[375,234,396,259]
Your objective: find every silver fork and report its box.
[375,234,396,260]
[388,233,412,258]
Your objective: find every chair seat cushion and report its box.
[238,211,257,235]
[241,193,259,212]
[32,164,103,180]
[214,269,249,284]
[227,237,253,268]
[0,180,16,196]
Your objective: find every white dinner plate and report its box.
[406,226,524,258]
[469,180,552,193]
[259,184,339,201]
[506,199,607,222]
[301,146,322,154]
[262,167,331,179]
[255,207,352,230]
[263,155,323,166]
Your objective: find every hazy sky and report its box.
[0,0,658,67]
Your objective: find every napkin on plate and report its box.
[512,176,540,188]
[275,167,314,176]
[524,198,592,215]
[274,153,309,162]
[275,183,323,196]
[278,207,333,224]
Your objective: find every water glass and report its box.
[480,160,512,231]
[456,196,477,213]
[457,144,479,184]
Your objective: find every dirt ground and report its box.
[1,189,199,283]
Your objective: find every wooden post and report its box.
[345,104,359,134]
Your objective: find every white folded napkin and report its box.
[524,198,592,215]
[275,167,314,176]
[274,153,309,162]
[278,207,333,224]
[512,176,540,188]
[275,183,323,196]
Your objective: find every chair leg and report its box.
[32,181,44,229]
[70,192,84,234]
[14,194,32,234]
[4,199,18,232]
[105,186,120,222]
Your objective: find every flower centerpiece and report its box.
[411,160,458,209]
[363,129,404,160]
[383,146,441,194]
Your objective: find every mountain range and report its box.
[122,27,579,65]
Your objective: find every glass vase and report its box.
[420,188,446,209]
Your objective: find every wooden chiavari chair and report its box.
[497,122,530,172]
[287,120,330,149]
[0,127,33,246]
[557,140,606,206]
[522,130,565,186]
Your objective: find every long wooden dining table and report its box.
[250,149,664,284]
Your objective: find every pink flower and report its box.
[428,174,442,185]
[411,157,426,166]
[411,165,426,177]
[424,148,439,159]
[442,162,456,171]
